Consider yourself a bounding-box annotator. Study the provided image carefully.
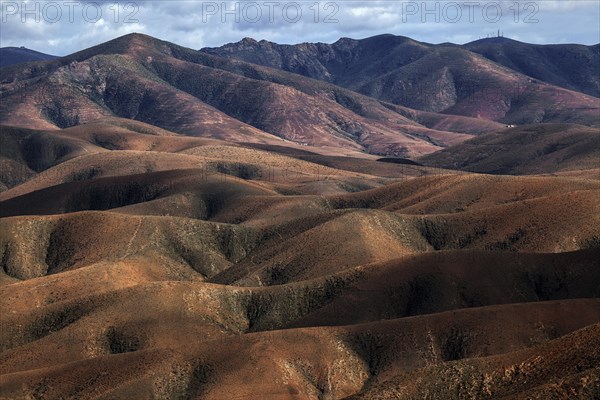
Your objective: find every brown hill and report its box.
[0,118,219,193]
[1,44,598,397]
[0,154,598,399]
[0,125,103,191]
[1,248,598,399]
[0,145,388,204]
[280,249,600,328]
[349,322,600,399]
[3,117,429,201]
[419,123,600,175]
[2,171,599,288]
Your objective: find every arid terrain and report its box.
[0,34,599,399]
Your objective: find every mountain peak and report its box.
[240,37,258,44]
[112,32,164,47]
[466,36,522,46]
[333,37,357,45]
[56,32,177,63]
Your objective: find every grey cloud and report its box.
[1,0,598,56]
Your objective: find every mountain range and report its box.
[0,33,599,399]
[2,33,599,160]
[203,34,600,119]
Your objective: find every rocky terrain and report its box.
[203,35,600,123]
[0,34,508,159]
[0,34,599,399]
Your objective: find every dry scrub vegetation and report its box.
[0,116,598,399]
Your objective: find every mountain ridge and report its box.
[0,47,57,67]
[0,33,511,158]
[204,34,600,98]
[202,33,600,123]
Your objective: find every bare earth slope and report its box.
[1,34,599,399]
[464,37,600,98]
[1,122,599,398]
[419,123,600,175]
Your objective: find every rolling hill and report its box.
[419,123,600,175]
[1,124,598,398]
[1,33,599,399]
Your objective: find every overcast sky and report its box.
[1,0,599,55]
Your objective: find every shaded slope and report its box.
[0,211,261,281]
[0,125,104,190]
[0,169,278,218]
[0,144,387,203]
[349,322,600,399]
[3,172,598,282]
[0,52,279,143]
[0,47,57,67]
[465,37,600,98]
[287,248,600,326]
[419,123,600,174]
[0,259,598,399]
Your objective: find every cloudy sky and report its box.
[1,0,599,55]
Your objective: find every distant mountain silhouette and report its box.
[0,47,57,67]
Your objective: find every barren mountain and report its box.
[0,34,507,158]
[203,34,600,125]
[1,33,599,399]
[464,37,600,98]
